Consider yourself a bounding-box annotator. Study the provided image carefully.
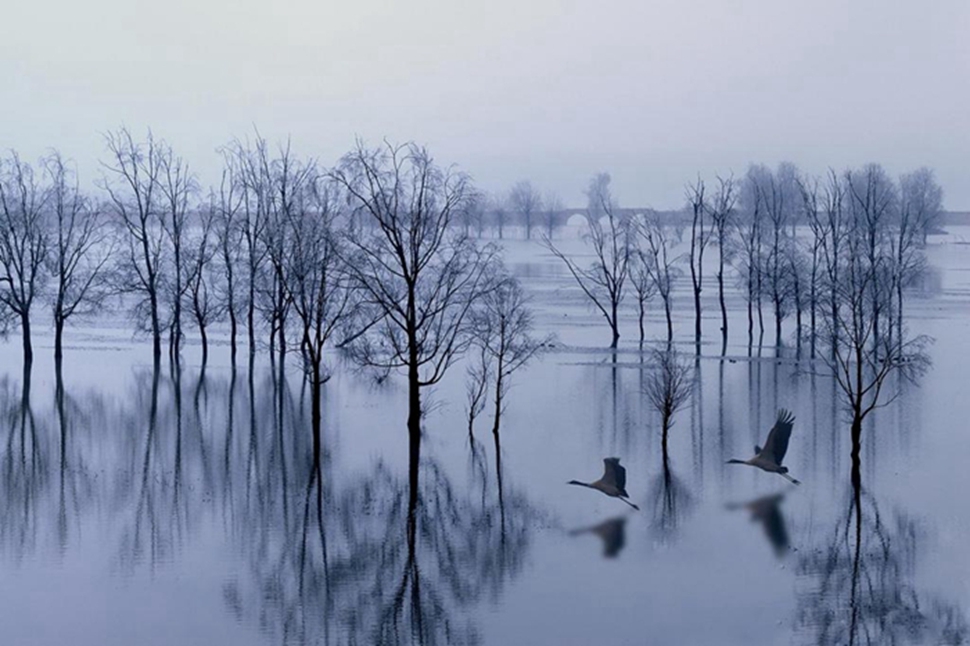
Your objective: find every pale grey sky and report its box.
[2,0,968,207]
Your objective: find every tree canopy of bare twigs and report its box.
[330,141,498,458]
[544,172,630,349]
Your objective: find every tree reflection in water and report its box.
[795,477,968,645]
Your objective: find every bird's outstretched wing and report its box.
[604,457,627,493]
[761,409,795,465]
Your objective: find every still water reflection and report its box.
[2,233,970,644]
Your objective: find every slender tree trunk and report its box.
[21,312,33,366]
[610,300,620,349]
[665,297,673,345]
[718,255,727,355]
[54,315,65,364]
[638,300,645,349]
[200,324,209,369]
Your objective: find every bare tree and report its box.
[629,240,658,348]
[644,346,693,455]
[186,195,222,369]
[509,180,542,241]
[224,134,272,361]
[544,173,630,349]
[709,175,738,354]
[845,163,897,352]
[43,152,113,364]
[0,152,49,366]
[283,174,357,456]
[686,178,710,349]
[738,166,767,349]
[798,174,825,357]
[101,127,167,363]
[542,192,565,239]
[820,187,929,471]
[214,164,245,365]
[635,212,683,345]
[894,168,942,349]
[472,274,545,441]
[158,147,198,363]
[491,193,510,240]
[330,141,497,466]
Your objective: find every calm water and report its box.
[1,229,969,645]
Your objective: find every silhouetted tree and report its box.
[635,212,682,345]
[331,141,497,467]
[509,179,542,240]
[709,175,738,354]
[101,127,167,364]
[0,152,49,367]
[545,173,630,349]
[43,152,113,364]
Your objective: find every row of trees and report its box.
[1,131,547,467]
[547,164,942,356]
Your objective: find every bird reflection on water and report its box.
[569,516,627,558]
[725,492,790,558]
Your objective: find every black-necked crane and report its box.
[568,458,640,510]
[727,409,801,484]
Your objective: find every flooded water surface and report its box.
[1,230,969,645]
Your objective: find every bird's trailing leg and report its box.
[779,472,801,485]
[619,497,640,511]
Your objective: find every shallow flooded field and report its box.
[0,228,969,645]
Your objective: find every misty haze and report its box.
[2,2,970,645]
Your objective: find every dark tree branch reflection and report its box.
[796,481,967,646]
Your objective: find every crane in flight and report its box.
[727,409,801,485]
[568,458,640,510]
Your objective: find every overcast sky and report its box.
[2,0,968,208]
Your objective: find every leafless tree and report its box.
[472,274,545,441]
[509,180,542,241]
[224,134,272,361]
[820,185,929,469]
[544,173,631,349]
[629,240,658,348]
[644,346,693,455]
[845,163,898,352]
[330,141,498,465]
[459,189,487,239]
[709,175,738,354]
[186,195,222,369]
[894,168,942,349]
[798,174,825,357]
[737,166,767,349]
[635,212,683,345]
[158,147,198,364]
[0,152,49,366]
[213,164,245,365]
[101,127,167,363]
[491,193,510,240]
[43,152,113,364]
[542,192,565,239]
[686,178,710,349]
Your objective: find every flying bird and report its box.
[727,409,801,484]
[568,458,640,510]
[569,517,627,558]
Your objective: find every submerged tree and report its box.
[101,127,168,364]
[709,175,738,355]
[545,173,631,349]
[0,152,50,366]
[509,179,542,241]
[635,212,683,345]
[43,152,113,364]
[686,178,710,349]
[331,141,497,466]
[643,346,694,455]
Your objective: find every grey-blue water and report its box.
[0,229,969,645]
